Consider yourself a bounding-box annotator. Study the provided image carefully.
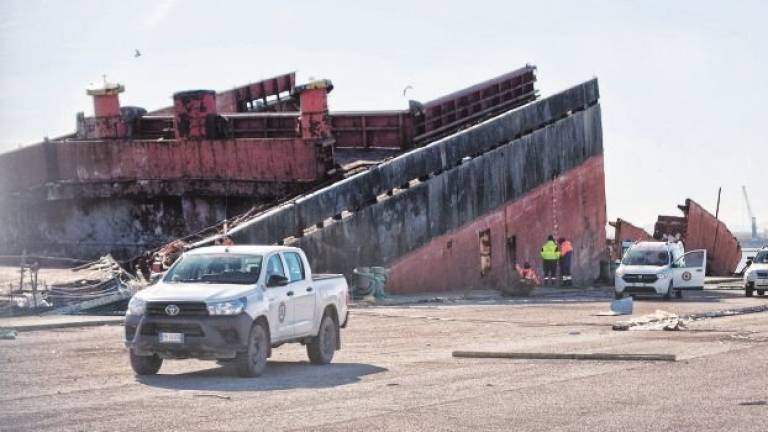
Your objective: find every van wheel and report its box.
[129,350,162,375]
[307,314,337,365]
[664,283,674,301]
[235,322,269,377]
[758,290,765,296]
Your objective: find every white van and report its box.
[614,241,706,300]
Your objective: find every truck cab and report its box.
[744,246,768,297]
[124,245,349,377]
[614,241,706,300]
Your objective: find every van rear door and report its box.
[671,249,707,290]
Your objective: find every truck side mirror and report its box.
[267,274,289,287]
[149,272,165,285]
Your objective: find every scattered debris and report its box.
[452,351,676,362]
[352,267,389,301]
[612,310,682,331]
[608,297,633,316]
[0,329,17,340]
[42,256,142,315]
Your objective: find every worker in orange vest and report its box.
[558,237,574,286]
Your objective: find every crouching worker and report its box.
[501,262,541,297]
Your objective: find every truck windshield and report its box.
[163,253,263,285]
[621,248,670,266]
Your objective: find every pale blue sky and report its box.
[1,0,765,233]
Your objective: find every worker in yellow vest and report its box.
[540,235,560,286]
[558,237,574,286]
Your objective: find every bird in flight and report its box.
[134,49,142,58]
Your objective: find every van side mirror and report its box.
[267,274,289,287]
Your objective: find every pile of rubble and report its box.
[0,256,142,316]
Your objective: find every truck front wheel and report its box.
[307,314,338,365]
[235,322,269,377]
[129,350,162,375]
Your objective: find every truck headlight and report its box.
[126,297,146,316]
[615,268,624,277]
[657,273,667,279]
[207,298,246,316]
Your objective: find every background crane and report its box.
[742,185,758,241]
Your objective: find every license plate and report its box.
[158,332,184,343]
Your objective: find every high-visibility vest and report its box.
[560,240,573,255]
[540,240,560,260]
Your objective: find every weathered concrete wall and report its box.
[386,155,605,292]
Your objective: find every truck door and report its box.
[671,249,707,290]
[283,252,315,336]
[263,253,293,341]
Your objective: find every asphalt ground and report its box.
[1,287,767,431]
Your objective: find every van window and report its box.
[621,248,670,266]
[283,252,305,282]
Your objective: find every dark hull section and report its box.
[227,80,606,290]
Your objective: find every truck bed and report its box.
[312,273,345,281]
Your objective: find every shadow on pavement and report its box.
[137,361,387,392]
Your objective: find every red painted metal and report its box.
[216,72,296,113]
[173,90,218,140]
[330,111,413,149]
[414,65,537,144]
[297,80,332,141]
[87,82,127,139]
[609,218,653,260]
[52,138,321,184]
[386,155,606,293]
[655,199,742,276]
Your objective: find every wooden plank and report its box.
[452,351,676,362]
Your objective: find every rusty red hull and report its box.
[386,155,607,293]
[654,199,742,276]
[609,218,653,260]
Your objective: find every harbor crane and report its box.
[742,185,758,241]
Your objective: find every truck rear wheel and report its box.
[235,322,269,378]
[307,314,337,365]
[129,350,162,375]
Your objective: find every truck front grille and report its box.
[140,322,205,337]
[146,302,208,317]
[622,274,658,283]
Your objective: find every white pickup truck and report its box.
[124,245,349,377]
